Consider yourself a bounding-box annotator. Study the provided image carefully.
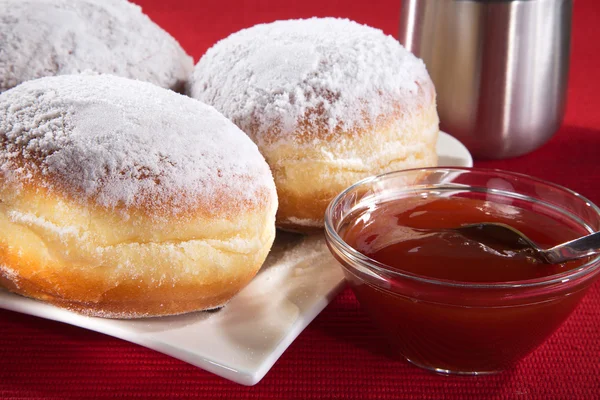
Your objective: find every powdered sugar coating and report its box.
[189,17,433,145]
[0,0,193,93]
[0,74,276,218]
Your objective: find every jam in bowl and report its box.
[324,168,600,374]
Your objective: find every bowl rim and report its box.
[324,167,600,289]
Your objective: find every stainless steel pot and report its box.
[399,0,572,159]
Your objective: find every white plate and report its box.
[0,131,471,386]
[437,130,473,167]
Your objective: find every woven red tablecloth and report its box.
[1,0,599,399]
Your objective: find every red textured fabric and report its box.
[1,0,600,398]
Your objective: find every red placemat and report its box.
[1,0,600,399]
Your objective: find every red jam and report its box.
[339,195,590,373]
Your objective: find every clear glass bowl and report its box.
[324,167,600,374]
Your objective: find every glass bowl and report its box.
[324,167,600,375]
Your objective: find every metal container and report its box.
[399,0,572,159]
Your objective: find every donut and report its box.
[0,74,278,318]
[188,18,439,231]
[0,0,193,93]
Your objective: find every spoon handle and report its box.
[542,231,600,264]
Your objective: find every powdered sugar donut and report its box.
[0,74,277,318]
[0,0,193,93]
[189,18,439,231]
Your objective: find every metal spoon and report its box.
[453,223,600,264]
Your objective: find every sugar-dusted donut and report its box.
[189,18,439,231]
[0,0,193,93]
[0,74,277,318]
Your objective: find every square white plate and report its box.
[0,131,472,385]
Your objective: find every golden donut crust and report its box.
[265,86,439,231]
[0,180,276,318]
